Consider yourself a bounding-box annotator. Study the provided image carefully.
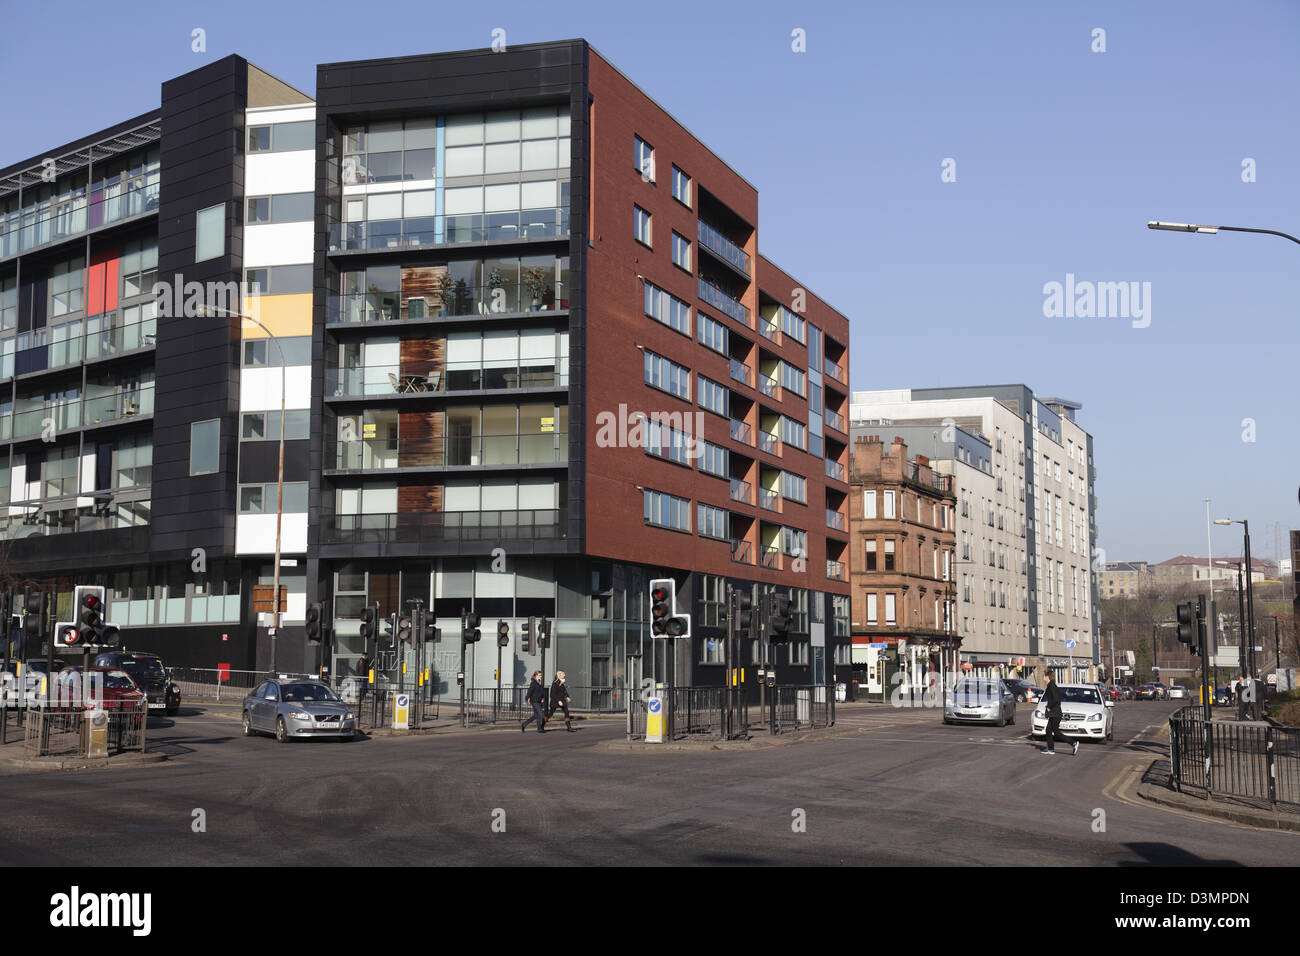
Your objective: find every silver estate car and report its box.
[943,677,1017,727]
[242,679,357,742]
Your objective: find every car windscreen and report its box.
[279,683,338,702]
[951,680,1001,701]
[119,658,166,679]
[1059,687,1101,704]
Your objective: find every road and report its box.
[0,698,1293,866]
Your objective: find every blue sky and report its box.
[3,0,1298,563]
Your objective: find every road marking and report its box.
[1102,762,1296,834]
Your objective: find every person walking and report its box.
[548,670,575,732]
[522,671,547,733]
[1040,668,1078,756]
[356,651,372,713]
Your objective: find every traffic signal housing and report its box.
[23,588,45,647]
[397,615,413,644]
[422,610,441,644]
[767,592,792,644]
[462,610,482,643]
[359,603,379,642]
[305,603,323,644]
[497,619,510,648]
[537,616,551,648]
[1176,602,1196,648]
[649,578,690,639]
[521,616,533,654]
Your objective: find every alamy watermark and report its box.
[1042,273,1151,329]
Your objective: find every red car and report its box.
[55,667,147,711]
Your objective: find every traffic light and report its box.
[649,578,690,639]
[732,590,754,640]
[497,620,510,648]
[768,592,792,644]
[1176,602,1196,647]
[397,615,413,644]
[537,616,551,648]
[75,585,112,647]
[305,603,323,645]
[520,616,533,654]
[461,609,481,643]
[422,609,441,644]
[23,588,45,647]
[359,603,379,642]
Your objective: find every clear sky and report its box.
[3,0,1297,564]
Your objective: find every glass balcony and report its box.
[1,181,160,262]
[757,377,778,399]
[729,419,751,445]
[730,539,753,564]
[758,434,779,455]
[83,384,154,425]
[333,432,568,470]
[758,319,778,342]
[85,313,157,359]
[824,408,847,433]
[728,358,750,387]
[327,281,571,323]
[826,560,847,582]
[321,509,565,545]
[325,362,568,397]
[12,402,81,439]
[698,278,748,325]
[697,220,750,277]
[729,479,751,504]
[0,500,152,540]
[824,358,845,384]
[826,509,846,531]
[328,208,569,252]
[760,548,781,570]
[825,459,846,482]
[758,489,780,512]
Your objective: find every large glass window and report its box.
[643,350,690,400]
[189,419,220,475]
[195,204,224,262]
[249,121,314,153]
[239,481,308,513]
[697,502,728,540]
[698,313,727,355]
[697,376,728,416]
[643,488,690,532]
[240,410,310,441]
[634,206,652,247]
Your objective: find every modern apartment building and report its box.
[0,42,852,697]
[851,386,1098,682]
[847,436,957,688]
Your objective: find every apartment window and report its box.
[884,540,896,571]
[120,238,159,298]
[644,488,690,532]
[244,264,313,297]
[643,350,690,400]
[780,526,807,557]
[883,490,896,518]
[780,416,806,450]
[671,232,691,270]
[189,419,220,475]
[697,502,728,540]
[941,503,950,529]
[864,490,877,518]
[779,306,806,344]
[646,420,691,466]
[634,135,655,180]
[195,204,225,262]
[865,540,877,571]
[697,313,728,355]
[49,258,86,316]
[241,410,311,442]
[780,471,806,503]
[885,593,897,625]
[239,481,309,514]
[866,593,878,624]
[697,376,728,417]
[242,336,312,367]
[644,281,690,336]
[699,441,728,479]
[246,192,314,225]
[671,165,691,206]
[634,205,652,247]
[789,642,809,665]
[778,362,806,398]
[248,121,314,153]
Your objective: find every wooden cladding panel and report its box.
[398,409,443,467]
[400,266,450,319]
[398,483,442,513]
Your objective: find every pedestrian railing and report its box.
[770,685,835,734]
[1168,706,1300,808]
[171,667,269,702]
[625,684,835,741]
[24,707,81,756]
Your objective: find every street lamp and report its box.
[199,304,287,674]
[1213,518,1256,679]
[1147,220,1300,246]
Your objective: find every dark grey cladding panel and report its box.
[239,440,311,484]
[151,56,249,560]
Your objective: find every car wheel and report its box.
[1009,709,1016,726]
[276,716,290,743]
[996,712,1006,728]
[242,711,255,737]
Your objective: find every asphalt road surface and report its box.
[0,699,1294,866]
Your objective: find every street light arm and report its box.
[1148,220,1300,246]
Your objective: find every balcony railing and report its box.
[825,459,846,482]
[758,489,780,512]
[730,539,753,564]
[757,377,779,399]
[905,460,952,492]
[758,319,779,342]
[1,181,160,262]
[697,220,751,277]
[325,363,567,397]
[824,358,845,384]
[321,509,565,545]
[826,509,846,531]
[327,281,570,323]
[3,315,156,383]
[826,560,846,582]
[328,208,569,252]
[728,358,751,387]
[729,479,751,504]
[0,500,152,540]
[729,419,751,445]
[758,433,779,455]
[333,433,567,470]
[824,408,847,433]
[760,548,782,570]
[698,278,749,325]
[11,385,154,439]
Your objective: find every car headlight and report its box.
[1034,709,1045,720]
[1088,713,1102,721]
[345,712,355,720]
[288,710,311,720]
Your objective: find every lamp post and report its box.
[1215,519,1256,681]
[201,304,287,674]
[1147,220,1300,246]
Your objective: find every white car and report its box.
[1168,685,1187,699]
[1031,683,1114,743]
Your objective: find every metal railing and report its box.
[625,684,834,741]
[758,488,780,512]
[826,560,847,581]
[824,408,847,433]
[321,509,565,545]
[824,358,845,383]
[697,220,751,276]
[729,479,751,504]
[171,667,268,702]
[771,685,835,733]
[21,701,146,757]
[825,459,846,482]
[730,539,753,564]
[331,432,567,470]
[729,418,751,445]
[328,207,569,252]
[325,362,568,396]
[1168,706,1300,807]
[826,509,846,531]
[327,282,571,323]
[698,278,749,325]
[729,358,751,386]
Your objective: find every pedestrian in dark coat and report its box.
[522,671,547,733]
[548,670,575,732]
[1040,669,1078,756]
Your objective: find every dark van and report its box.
[92,652,181,715]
